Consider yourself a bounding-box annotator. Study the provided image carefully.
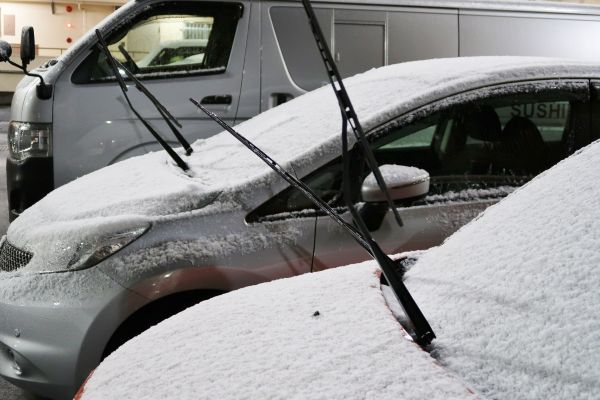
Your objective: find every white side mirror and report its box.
[361,164,429,203]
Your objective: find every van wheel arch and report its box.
[102,289,225,359]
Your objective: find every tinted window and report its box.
[73,2,241,83]
[249,87,589,221]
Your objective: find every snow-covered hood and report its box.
[405,138,600,398]
[77,261,477,400]
[8,56,600,264]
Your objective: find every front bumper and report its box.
[6,156,54,221]
[0,269,147,400]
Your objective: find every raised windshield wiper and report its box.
[189,99,435,347]
[303,0,434,346]
[94,29,191,169]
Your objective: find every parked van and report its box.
[8,0,600,219]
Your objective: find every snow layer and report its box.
[405,139,600,399]
[8,57,600,271]
[78,262,477,400]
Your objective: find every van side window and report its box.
[73,2,242,83]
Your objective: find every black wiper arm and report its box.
[190,99,435,347]
[111,57,193,155]
[95,30,189,171]
[300,0,435,346]
[117,43,140,74]
[300,0,403,229]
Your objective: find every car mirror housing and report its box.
[20,26,36,67]
[361,164,430,203]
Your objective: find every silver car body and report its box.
[2,57,600,399]
[9,0,600,217]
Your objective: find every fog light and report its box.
[6,349,22,376]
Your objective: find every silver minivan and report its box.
[1,56,600,399]
[8,0,600,218]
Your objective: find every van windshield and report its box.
[72,2,242,83]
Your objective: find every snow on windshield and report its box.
[78,261,477,400]
[405,138,600,399]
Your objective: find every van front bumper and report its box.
[0,269,147,400]
[6,156,54,221]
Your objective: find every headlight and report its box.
[66,226,149,272]
[8,122,52,161]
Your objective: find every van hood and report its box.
[7,56,600,267]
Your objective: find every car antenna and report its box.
[300,0,403,228]
[94,29,191,169]
[190,99,435,347]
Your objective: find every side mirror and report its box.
[20,26,36,67]
[0,40,12,62]
[361,164,430,203]
[359,165,430,231]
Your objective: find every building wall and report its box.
[0,0,126,93]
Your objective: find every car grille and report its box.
[0,240,33,272]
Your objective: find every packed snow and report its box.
[77,261,477,400]
[7,57,600,274]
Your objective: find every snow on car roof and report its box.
[404,137,600,398]
[10,57,600,239]
[77,261,477,400]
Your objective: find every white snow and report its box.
[9,56,600,267]
[77,262,477,400]
[404,138,600,398]
[82,135,600,399]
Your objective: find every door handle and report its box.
[201,95,232,105]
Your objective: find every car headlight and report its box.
[66,225,149,272]
[8,122,52,161]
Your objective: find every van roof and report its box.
[271,0,600,17]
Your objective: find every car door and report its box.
[52,0,252,186]
[311,79,593,270]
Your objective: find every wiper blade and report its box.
[300,0,435,346]
[94,30,190,170]
[300,0,403,229]
[111,56,193,155]
[190,99,435,347]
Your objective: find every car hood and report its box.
[8,56,600,264]
[405,139,600,398]
[77,261,478,400]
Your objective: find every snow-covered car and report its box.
[75,115,600,400]
[1,56,600,400]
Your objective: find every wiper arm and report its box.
[300,0,403,229]
[300,0,435,346]
[94,30,189,171]
[117,43,140,74]
[190,99,435,347]
[111,56,193,155]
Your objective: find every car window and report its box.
[248,84,590,221]
[73,2,242,83]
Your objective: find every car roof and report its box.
[9,57,600,252]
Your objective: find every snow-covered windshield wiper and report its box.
[189,99,435,347]
[303,0,434,346]
[94,29,191,169]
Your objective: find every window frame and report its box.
[71,1,244,84]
